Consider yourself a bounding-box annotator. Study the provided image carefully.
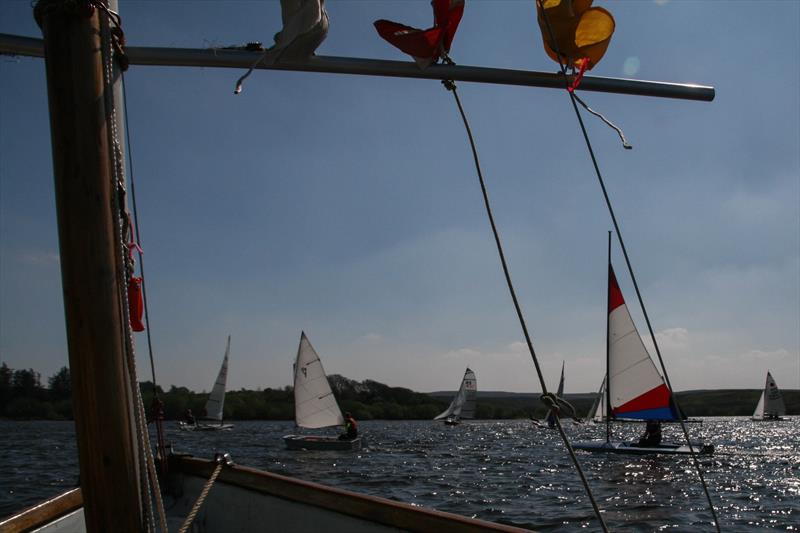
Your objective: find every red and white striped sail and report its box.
[608,267,677,420]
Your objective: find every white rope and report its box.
[99,7,169,532]
[178,461,225,533]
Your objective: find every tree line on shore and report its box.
[1,363,797,420]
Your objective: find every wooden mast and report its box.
[34,0,143,530]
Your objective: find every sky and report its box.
[0,1,798,395]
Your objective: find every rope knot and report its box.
[442,79,456,92]
[540,392,561,416]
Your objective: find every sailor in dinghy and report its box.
[283,332,364,451]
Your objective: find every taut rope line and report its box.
[440,62,609,533]
[536,1,721,530]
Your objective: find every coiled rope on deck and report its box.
[536,1,721,531]
[440,64,609,533]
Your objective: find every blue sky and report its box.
[1,1,798,395]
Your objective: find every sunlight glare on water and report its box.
[0,417,797,531]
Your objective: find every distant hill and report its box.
[430,388,800,418]
[3,361,797,420]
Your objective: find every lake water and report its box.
[1,418,797,531]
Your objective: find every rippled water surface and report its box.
[1,418,797,531]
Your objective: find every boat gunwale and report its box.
[0,488,82,533]
[173,455,533,532]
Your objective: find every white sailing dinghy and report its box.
[180,335,235,431]
[283,332,362,451]
[573,244,712,456]
[434,368,477,425]
[751,370,787,421]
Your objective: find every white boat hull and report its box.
[283,434,363,451]
[573,440,714,456]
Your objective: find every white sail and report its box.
[588,377,607,422]
[293,332,344,429]
[752,390,765,419]
[753,371,786,419]
[434,368,477,420]
[204,335,230,422]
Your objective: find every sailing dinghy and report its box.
[283,332,362,451]
[751,370,787,421]
[586,376,701,425]
[434,368,477,425]
[179,335,235,431]
[573,240,713,456]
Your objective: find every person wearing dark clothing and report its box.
[339,412,358,440]
[184,409,196,425]
[638,420,662,447]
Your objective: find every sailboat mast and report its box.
[605,231,612,443]
[33,0,143,530]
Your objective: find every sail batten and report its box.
[293,332,344,429]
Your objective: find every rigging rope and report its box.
[121,74,170,481]
[440,60,609,533]
[178,454,232,533]
[98,7,169,532]
[535,2,721,531]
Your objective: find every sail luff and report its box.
[293,332,344,429]
[204,335,230,422]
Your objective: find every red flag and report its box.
[374,0,464,68]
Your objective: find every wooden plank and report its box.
[175,456,533,532]
[0,489,82,533]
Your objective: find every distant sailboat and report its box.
[573,236,712,455]
[539,361,577,428]
[752,371,787,421]
[179,335,235,431]
[434,368,477,425]
[586,376,607,423]
[283,332,362,450]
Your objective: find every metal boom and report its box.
[0,32,714,102]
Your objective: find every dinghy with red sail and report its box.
[574,236,712,455]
